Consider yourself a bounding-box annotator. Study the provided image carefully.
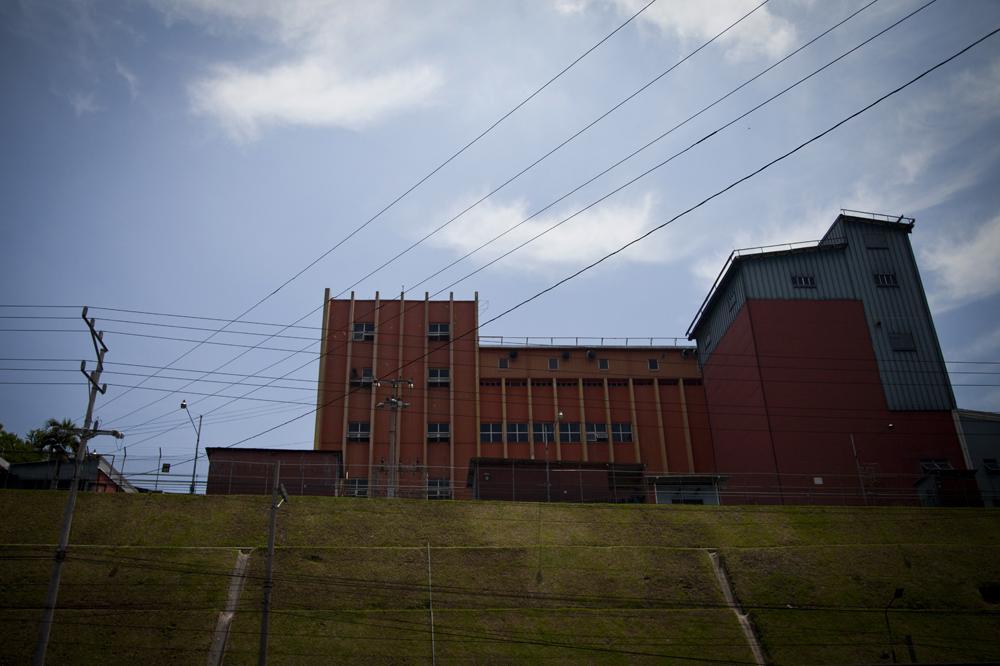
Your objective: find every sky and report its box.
[2,0,999,489]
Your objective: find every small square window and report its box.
[507,422,529,443]
[648,359,659,371]
[346,478,369,497]
[865,230,889,248]
[611,423,632,443]
[874,272,899,288]
[428,367,450,387]
[480,422,502,443]
[350,367,374,387]
[347,421,370,441]
[559,421,581,443]
[888,331,916,352]
[548,358,559,371]
[920,458,953,473]
[427,422,450,442]
[598,358,609,370]
[533,422,555,444]
[791,274,816,289]
[585,422,608,443]
[428,322,449,341]
[427,479,452,500]
[352,322,375,342]
[498,357,509,369]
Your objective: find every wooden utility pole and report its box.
[34,307,123,665]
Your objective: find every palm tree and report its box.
[26,419,81,489]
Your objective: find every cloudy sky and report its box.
[2,0,999,487]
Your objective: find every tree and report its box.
[26,418,81,460]
[0,426,44,464]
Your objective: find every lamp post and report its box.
[883,587,904,663]
[180,400,202,495]
[259,462,289,666]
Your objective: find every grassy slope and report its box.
[0,490,998,664]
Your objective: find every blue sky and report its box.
[2,0,999,487]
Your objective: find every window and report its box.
[480,422,502,443]
[888,331,916,352]
[598,358,609,370]
[611,423,633,443]
[428,367,450,387]
[350,367,374,387]
[920,458,953,473]
[864,230,889,248]
[352,322,374,342]
[791,274,816,289]
[559,421,581,443]
[874,272,899,288]
[533,422,554,444]
[548,357,559,370]
[498,357,509,369]
[346,478,368,497]
[427,422,450,442]
[347,422,370,442]
[507,422,529,443]
[586,422,608,443]
[648,359,659,371]
[983,458,1000,474]
[427,479,452,500]
[428,322,449,341]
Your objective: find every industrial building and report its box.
[298,210,989,505]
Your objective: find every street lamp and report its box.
[180,400,202,495]
[884,587,904,663]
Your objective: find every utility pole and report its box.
[34,307,124,665]
[376,378,413,498]
[259,462,288,666]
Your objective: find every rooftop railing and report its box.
[477,336,693,348]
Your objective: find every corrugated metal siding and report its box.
[695,273,745,365]
[839,220,954,410]
[692,216,954,411]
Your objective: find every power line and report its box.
[188,24,1000,469]
[97,0,930,438]
[87,2,770,432]
[86,0,661,419]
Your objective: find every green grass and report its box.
[1,490,999,664]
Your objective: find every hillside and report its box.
[1,491,999,664]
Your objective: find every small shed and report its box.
[205,448,342,496]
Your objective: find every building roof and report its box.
[686,211,915,339]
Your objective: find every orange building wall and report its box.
[314,294,707,498]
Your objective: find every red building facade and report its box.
[312,291,710,500]
[311,212,975,505]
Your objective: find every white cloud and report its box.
[158,0,446,140]
[552,0,590,15]
[69,91,100,116]
[429,192,694,274]
[115,60,139,99]
[922,214,1000,311]
[190,58,442,141]
[611,0,796,61]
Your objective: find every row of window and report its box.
[352,322,450,342]
[789,273,900,289]
[499,357,661,371]
[351,362,673,388]
[346,421,634,443]
[344,478,452,499]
